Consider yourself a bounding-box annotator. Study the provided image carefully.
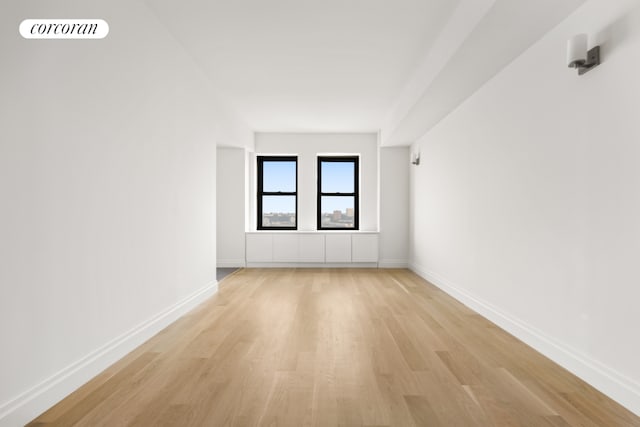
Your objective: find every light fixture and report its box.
[567,34,600,75]
[411,152,420,166]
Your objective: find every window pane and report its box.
[263,161,296,192]
[321,161,354,193]
[320,196,354,228]
[262,196,296,227]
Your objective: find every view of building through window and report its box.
[262,195,296,227]
[320,196,355,228]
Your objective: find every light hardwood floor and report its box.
[29,269,640,426]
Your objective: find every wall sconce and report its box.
[411,152,420,166]
[567,34,600,75]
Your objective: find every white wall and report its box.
[253,133,379,231]
[379,147,410,267]
[217,147,246,267]
[0,1,250,425]
[409,0,640,415]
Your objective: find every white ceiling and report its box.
[146,0,585,144]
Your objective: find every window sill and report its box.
[246,230,379,233]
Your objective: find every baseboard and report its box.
[0,281,218,427]
[378,259,409,269]
[408,262,640,417]
[245,262,378,268]
[217,259,246,268]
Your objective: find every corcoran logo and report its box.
[19,19,109,39]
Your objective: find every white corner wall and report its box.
[217,147,246,267]
[253,133,379,231]
[410,0,640,415]
[0,1,251,425]
[379,147,410,267]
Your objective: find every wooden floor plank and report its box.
[28,268,640,426]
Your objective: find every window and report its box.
[317,156,359,230]
[257,156,297,230]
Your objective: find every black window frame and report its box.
[257,156,298,230]
[317,156,359,230]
